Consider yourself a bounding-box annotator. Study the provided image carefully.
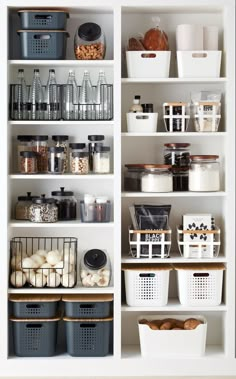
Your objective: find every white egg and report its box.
[47,272,61,287]
[11,256,22,270]
[46,250,61,266]
[31,254,45,268]
[54,261,72,275]
[61,273,76,288]
[61,248,75,265]
[36,263,54,277]
[24,269,35,283]
[35,249,48,258]
[22,257,37,272]
[82,274,94,287]
[97,276,110,287]
[30,273,47,288]
[98,268,110,277]
[10,271,26,288]
[90,274,100,284]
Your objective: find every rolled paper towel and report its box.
[176,24,204,51]
[203,26,218,50]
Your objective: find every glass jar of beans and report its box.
[32,135,48,173]
[71,152,89,175]
[74,22,106,60]
[20,151,38,174]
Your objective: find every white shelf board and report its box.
[121,132,226,137]
[10,174,114,180]
[122,191,227,198]
[121,299,227,312]
[9,60,114,67]
[9,120,114,126]
[121,254,227,264]
[10,220,114,228]
[8,286,114,295]
[122,78,227,84]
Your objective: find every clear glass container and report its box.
[71,152,89,175]
[52,135,69,172]
[48,147,65,174]
[69,143,86,171]
[124,164,145,192]
[20,151,38,174]
[88,135,104,171]
[29,195,58,223]
[80,249,111,287]
[164,143,190,192]
[189,155,220,192]
[51,187,77,221]
[17,135,33,172]
[93,146,111,174]
[74,22,106,60]
[32,135,48,173]
[141,165,173,193]
[80,200,111,223]
[15,192,39,220]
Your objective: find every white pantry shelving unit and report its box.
[0,0,235,376]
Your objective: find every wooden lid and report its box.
[130,229,171,234]
[62,294,113,302]
[122,264,172,271]
[190,155,219,160]
[9,294,61,302]
[125,164,171,169]
[199,101,221,106]
[173,263,225,271]
[63,316,113,322]
[163,102,188,106]
[10,315,61,322]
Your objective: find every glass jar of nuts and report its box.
[74,22,106,60]
[71,152,89,175]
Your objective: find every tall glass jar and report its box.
[124,164,145,192]
[51,187,77,221]
[29,195,58,223]
[69,143,86,171]
[141,165,173,193]
[48,147,65,174]
[15,192,39,220]
[32,135,48,173]
[164,143,190,191]
[52,135,69,172]
[93,146,111,174]
[80,249,111,287]
[189,155,220,191]
[17,135,33,172]
[88,135,104,171]
[74,22,106,60]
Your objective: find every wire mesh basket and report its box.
[129,227,171,259]
[10,237,77,288]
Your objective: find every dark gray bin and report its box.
[62,294,113,318]
[10,295,61,318]
[64,317,113,357]
[10,316,60,357]
[17,30,69,60]
[18,10,69,30]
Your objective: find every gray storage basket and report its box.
[17,30,69,60]
[10,295,61,318]
[64,316,113,357]
[10,316,60,357]
[18,10,69,30]
[62,294,113,318]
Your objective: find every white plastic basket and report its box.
[175,263,225,306]
[138,314,207,357]
[177,51,222,78]
[126,51,171,78]
[126,113,158,133]
[122,264,172,306]
[129,227,171,259]
[177,225,221,258]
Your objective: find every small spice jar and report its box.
[52,135,69,172]
[93,146,111,174]
[164,143,190,191]
[20,151,38,174]
[15,192,39,220]
[71,152,89,175]
[32,135,48,173]
[189,155,220,192]
[74,22,106,60]
[51,187,77,221]
[80,249,111,287]
[88,135,104,171]
[29,195,58,223]
[69,143,86,171]
[141,165,173,193]
[124,164,145,192]
[17,135,33,172]
[48,147,65,174]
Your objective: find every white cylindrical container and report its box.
[176,24,203,51]
[141,165,173,193]
[203,26,218,50]
[93,146,111,174]
[189,155,220,192]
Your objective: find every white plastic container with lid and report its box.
[189,155,220,192]
[141,164,173,192]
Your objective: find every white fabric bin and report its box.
[126,51,171,78]
[177,51,222,78]
[126,113,158,133]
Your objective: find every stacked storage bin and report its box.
[17,10,69,59]
[9,295,61,357]
[62,294,113,357]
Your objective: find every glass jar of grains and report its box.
[141,165,173,193]
[15,192,39,220]
[20,151,38,174]
[189,155,220,191]
[52,135,69,172]
[69,143,86,171]
[48,147,65,174]
[29,195,58,223]
[93,146,111,174]
[17,135,33,172]
[71,152,89,175]
[32,135,48,173]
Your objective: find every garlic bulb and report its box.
[31,254,45,268]
[97,276,110,287]
[30,273,47,288]
[22,257,37,272]
[10,271,26,288]
[54,261,72,276]
[35,249,48,258]
[47,272,61,287]
[46,250,61,266]
[82,274,94,287]
[36,263,54,277]
[61,272,75,288]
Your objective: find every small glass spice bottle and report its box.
[48,147,65,174]
[20,151,38,174]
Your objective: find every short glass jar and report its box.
[32,135,48,173]
[88,135,104,171]
[20,151,38,174]
[93,146,110,174]
[69,143,86,171]
[15,192,39,220]
[164,143,190,191]
[51,187,77,221]
[48,147,65,174]
[74,22,106,60]
[29,195,58,223]
[52,135,69,172]
[141,165,173,193]
[124,164,144,192]
[80,249,111,287]
[71,152,89,175]
[17,135,33,172]
[189,155,220,192]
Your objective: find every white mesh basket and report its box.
[122,264,172,306]
[175,263,225,306]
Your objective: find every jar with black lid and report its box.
[164,143,190,191]
[74,22,106,60]
[32,135,48,173]
[15,192,39,220]
[20,151,38,174]
[80,249,111,287]
[69,143,86,171]
[52,135,69,172]
[29,195,58,223]
[51,187,77,221]
[48,146,65,174]
[17,135,33,171]
[88,135,104,171]
[124,164,145,191]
